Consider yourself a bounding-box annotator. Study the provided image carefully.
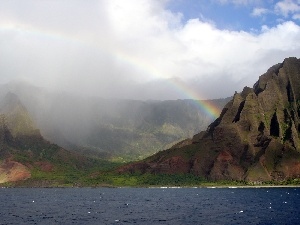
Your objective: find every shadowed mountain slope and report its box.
[118,57,300,182]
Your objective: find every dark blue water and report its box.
[0,187,300,225]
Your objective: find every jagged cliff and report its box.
[118,57,300,182]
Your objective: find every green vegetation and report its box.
[2,173,299,188]
[14,171,300,188]
[2,156,122,187]
[8,171,249,187]
[81,173,205,187]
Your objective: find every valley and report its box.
[0,82,230,161]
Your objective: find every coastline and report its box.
[2,183,300,188]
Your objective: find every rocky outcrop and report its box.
[118,57,300,182]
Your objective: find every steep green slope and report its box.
[0,92,38,137]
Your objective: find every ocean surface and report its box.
[0,187,300,225]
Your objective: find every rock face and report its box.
[118,57,300,182]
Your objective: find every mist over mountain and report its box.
[0,81,230,161]
[0,92,97,184]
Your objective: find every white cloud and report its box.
[275,0,300,17]
[0,0,299,100]
[251,7,269,16]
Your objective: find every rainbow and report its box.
[169,78,221,119]
[0,22,221,119]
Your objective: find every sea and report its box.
[0,187,300,225]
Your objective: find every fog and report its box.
[0,80,231,159]
[0,0,300,100]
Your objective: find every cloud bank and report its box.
[0,0,299,100]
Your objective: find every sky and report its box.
[0,0,299,100]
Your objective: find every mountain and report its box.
[0,93,101,185]
[0,82,230,161]
[118,57,300,183]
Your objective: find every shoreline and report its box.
[205,185,300,188]
[2,184,300,188]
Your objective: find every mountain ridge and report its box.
[118,57,300,182]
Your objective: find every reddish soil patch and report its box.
[0,160,31,183]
